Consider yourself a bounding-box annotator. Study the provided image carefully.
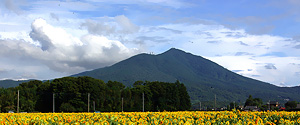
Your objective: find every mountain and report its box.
[0,79,32,88]
[73,48,300,105]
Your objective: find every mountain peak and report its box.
[160,48,192,57]
[168,47,181,51]
[72,48,300,104]
[164,48,186,54]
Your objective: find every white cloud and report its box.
[130,22,300,86]
[81,19,117,36]
[0,18,140,77]
[115,15,140,34]
[81,15,139,36]
[50,13,59,21]
[3,0,25,15]
[206,56,300,87]
[30,18,83,51]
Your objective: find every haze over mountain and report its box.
[73,48,300,104]
[0,79,33,88]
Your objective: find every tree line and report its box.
[234,95,299,111]
[0,76,191,112]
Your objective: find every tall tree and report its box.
[0,88,16,112]
[285,101,298,110]
[0,77,191,112]
[244,95,263,108]
[17,80,41,112]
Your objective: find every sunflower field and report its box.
[1,110,300,125]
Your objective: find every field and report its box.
[1,110,300,125]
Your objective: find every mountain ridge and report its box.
[72,48,300,105]
[0,79,34,88]
[1,48,299,106]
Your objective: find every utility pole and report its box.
[122,97,124,112]
[268,100,270,111]
[93,101,95,112]
[53,93,55,113]
[214,94,216,111]
[88,93,90,112]
[199,102,201,111]
[142,92,145,112]
[233,101,235,110]
[17,90,19,113]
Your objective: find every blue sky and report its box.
[1,0,300,87]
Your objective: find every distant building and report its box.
[296,104,300,109]
[269,101,279,107]
[238,105,244,110]
[264,101,280,110]
[244,106,259,111]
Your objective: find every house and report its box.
[296,104,300,109]
[269,101,279,107]
[238,105,244,110]
[244,106,259,111]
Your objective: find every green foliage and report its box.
[0,88,16,112]
[244,95,263,109]
[229,101,238,110]
[285,101,298,110]
[245,95,261,106]
[60,103,76,112]
[0,76,191,112]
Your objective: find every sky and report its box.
[0,0,300,87]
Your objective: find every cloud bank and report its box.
[1,0,300,87]
[0,18,140,79]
